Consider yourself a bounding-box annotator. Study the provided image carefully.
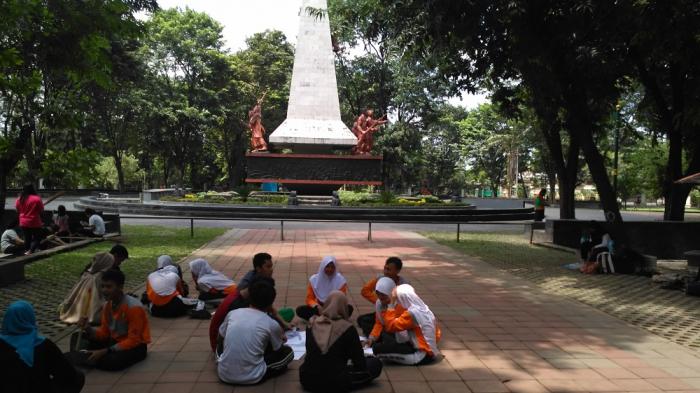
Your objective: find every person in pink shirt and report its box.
[15,184,44,254]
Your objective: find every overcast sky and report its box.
[153,0,488,109]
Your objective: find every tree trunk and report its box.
[558,175,576,219]
[0,169,8,224]
[575,129,621,222]
[665,183,692,221]
[548,175,557,204]
[557,139,580,219]
[114,154,125,192]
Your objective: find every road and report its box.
[7,195,694,234]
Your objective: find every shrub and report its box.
[379,191,396,204]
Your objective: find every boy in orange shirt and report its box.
[77,269,151,371]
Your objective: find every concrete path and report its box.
[75,228,700,393]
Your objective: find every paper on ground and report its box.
[359,336,374,356]
[286,330,307,360]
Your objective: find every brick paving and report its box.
[448,236,700,351]
[66,228,700,392]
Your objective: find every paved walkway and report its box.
[74,229,700,393]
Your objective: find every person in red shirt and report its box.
[14,184,44,254]
[76,269,151,371]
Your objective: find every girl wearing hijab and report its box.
[0,300,85,393]
[59,252,115,324]
[299,291,382,393]
[189,258,236,301]
[373,284,442,365]
[146,255,189,318]
[296,256,349,320]
[364,277,407,349]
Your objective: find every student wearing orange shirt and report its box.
[146,255,189,318]
[76,269,151,371]
[296,256,349,320]
[357,257,408,336]
[364,277,406,349]
[189,258,237,301]
[372,284,441,365]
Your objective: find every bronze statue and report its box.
[249,92,268,152]
[353,109,387,154]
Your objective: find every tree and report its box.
[421,105,467,194]
[0,0,157,216]
[629,0,700,220]
[140,7,228,189]
[459,104,508,198]
[358,0,636,225]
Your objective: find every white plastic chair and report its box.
[597,252,615,274]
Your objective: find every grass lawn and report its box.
[422,231,576,271]
[25,225,227,291]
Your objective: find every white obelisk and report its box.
[269,0,357,151]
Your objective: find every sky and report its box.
[153,0,488,109]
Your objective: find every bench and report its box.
[0,232,120,287]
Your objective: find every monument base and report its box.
[246,153,382,195]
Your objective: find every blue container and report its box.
[261,182,278,192]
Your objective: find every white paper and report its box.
[359,336,374,356]
[286,330,307,360]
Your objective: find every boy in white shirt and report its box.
[80,208,105,237]
[216,280,293,384]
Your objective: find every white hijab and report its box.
[189,258,235,291]
[396,284,440,356]
[148,265,180,296]
[157,255,174,269]
[309,256,347,303]
[374,277,396,323]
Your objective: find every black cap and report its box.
[110,244,129,259]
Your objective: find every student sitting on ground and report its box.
[146,255,189,318]
[357,257,409,336]
[208,253,290,351]
[75,269,151,371]
[53,205,70,238]
[296,256,349,320]
[79,208,105,237]
[364,277,407,350]
[59,252,115,324]
[1,219,25,255]
[1,300,85,393]
[81,244,129,275]
[217,279,293,385]
[189,258,236,301]
[373,284,441,365]
[300,290,383,393]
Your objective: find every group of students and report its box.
[0,244,145,392]
[0,250,441,393]
[2,184,106,256]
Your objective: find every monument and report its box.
[245,0,382,193]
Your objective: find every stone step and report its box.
[297,195,333,206]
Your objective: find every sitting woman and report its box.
[1,219,25,255]
[300,291,382,393]
[580,222,613,274]
[189,258,236,301]
[0,300,85,393]
[373,284,441,365]
[59,252,115,324]
[296,256,349,320]
[364,277,406,349]
[53,205,71,239]
[146,255,189,318]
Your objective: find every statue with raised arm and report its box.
[353,108,387,155]
[249,92,268,152]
